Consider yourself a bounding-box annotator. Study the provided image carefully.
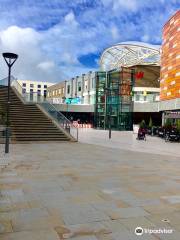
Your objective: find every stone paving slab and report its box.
[0,141,180,240]
[1,229,60,240]
[105,207,150,220]
[71,236,98,240]
[59,204,109,225]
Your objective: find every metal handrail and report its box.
[39,101,78,141]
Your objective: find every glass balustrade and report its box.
[39,102,78,141]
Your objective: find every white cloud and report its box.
[64,11,78,27]
[111,25,120,40]
[0,23,98,82]
[37,61,55,71]
[0,0,179,83]
[141,34,150,42]
[113,0,138,12]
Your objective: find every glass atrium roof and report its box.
[100,41,160,71]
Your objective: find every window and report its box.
[85,80,88,90]
[37,90,41,95]
[44,90,47,97]
[67,85,70,94]
[44,85,47,89]
[135,95,140,101]
[92,77,95,89]
[22,83,26,87]
[30,89,33,93]
[78,82,81,92]
[30,84,34,88]
[22,88,26,94]
[38,84,41,88]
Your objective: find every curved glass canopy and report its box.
[100,41,160,71]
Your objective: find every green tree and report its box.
[176,119,180,133]
[139,119,146,129]
[164,118,172,130]
[148,117,153,128]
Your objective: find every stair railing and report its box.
[39,102,78,141]
[10,80,78,141]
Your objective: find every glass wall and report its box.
[94,69,134,130]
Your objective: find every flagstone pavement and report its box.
[0,134,180,239]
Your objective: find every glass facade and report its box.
[94,69,134,130]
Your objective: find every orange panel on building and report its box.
[160,10,180,100]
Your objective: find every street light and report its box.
[104,87,112,139]
[2,52,18,153]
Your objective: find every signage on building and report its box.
[135,71,144,79]
[65,97,81,104]
[164,111,180,119]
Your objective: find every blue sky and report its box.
[0,0,179,82]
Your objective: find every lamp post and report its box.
[2,52,18,154]
[104,87,112,139]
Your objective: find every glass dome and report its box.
[100,41,160,71]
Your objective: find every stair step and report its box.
[0,86,72,142]
[11,125,57,128]
[13,132,65,136]
[12,136,68,139]
[12,138,69,141]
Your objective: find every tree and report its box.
[176,119,180,133]
[164,118,172,130]
[148,117,153,128]
[139,119,146,129]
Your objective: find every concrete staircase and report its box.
[0,86,70,142]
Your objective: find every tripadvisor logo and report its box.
[135,227,143,236]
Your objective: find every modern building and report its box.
[100,41,160,71]
[160,10,180,124]
[44,42,162,128]
[47,82,65,104]
[58,71,96,105]
[17,80,55,97]
[45,71,100,106]
[99,41,161,126]
[94,69,134,130]
[160,10,180,101]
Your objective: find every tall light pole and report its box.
[2,52,18,154]
[104,87,112,139]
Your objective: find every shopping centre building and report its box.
[160,10,180,125]
[46,10,179,130]
[46,42,162,129]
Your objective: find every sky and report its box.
[0,0,179,83]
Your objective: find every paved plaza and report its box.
[0,131,180,239]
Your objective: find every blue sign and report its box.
[65,97,81,104]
